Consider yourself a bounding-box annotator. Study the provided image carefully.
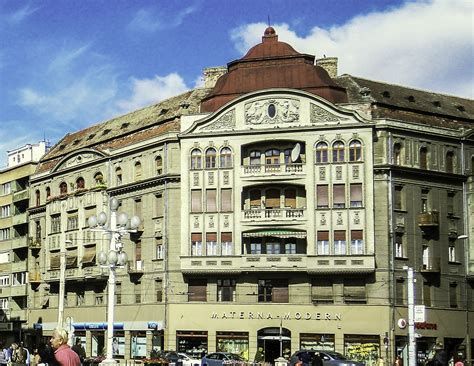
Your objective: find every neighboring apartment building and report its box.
[0,141,47,343]
[25,28,473,365]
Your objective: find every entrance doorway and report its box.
[257,327,291,363]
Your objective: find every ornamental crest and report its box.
[245,98,299,125]
[310,104,347,123]
[201,110,235,131]
[58,153,96,170]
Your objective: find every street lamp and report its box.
[402,266,416,366]
[88,197,141,366]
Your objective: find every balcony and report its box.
[180,254,375,274]
[11,236,28,249]
[12,189,29,202]
[242,163,305,178]
[418,211,439,227]
[128,260,145,274]
[28,272,42,283]
[420,256,441,273]
[12,212,27,226]
[28,237,42,250]
[11,261,27,272]
[10,284,27,297]
[242,208,306,221]
[44,266,107,282]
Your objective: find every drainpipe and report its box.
[388,131,396,363]
[163,142,169,340]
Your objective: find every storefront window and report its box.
[344,335,380,366]
[152,331,164,355]
[113,333,125,358]
[131,332,147,358]
[300,333,335,351]
[91,332,104,357]
[177,331,208,359]
[216,332,249,360]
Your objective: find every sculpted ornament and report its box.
[59,153,96,170]
[310,104,347,123]
[201,110,235,131]
[245,98,299,125]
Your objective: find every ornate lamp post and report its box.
[88,197,141,366]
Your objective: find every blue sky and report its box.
[0,0,472,168]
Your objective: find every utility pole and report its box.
[403,266,416,366]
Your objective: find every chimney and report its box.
[315,57,338,78]
[203,66,227,88]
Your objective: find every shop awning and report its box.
[259,335,291,341]
[243,230,306,239]
[81,246,96,265]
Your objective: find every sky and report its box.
[0,0,473,168]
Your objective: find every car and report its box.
[201,352,246,366]
[155,351,183,365]
[178,352,202,366]
[289,350,365,366]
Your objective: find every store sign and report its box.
[73,322,124,330]
[414,305,426,322]
[415,322,437,330]
[211,311,341,321]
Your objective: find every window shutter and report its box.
[250,190,261,208]
[351,230,363,240]
[333,185,345,206]
[221,232,232,243]
[206,189,217,212]
[221,189,232,212]
[50,253,60,269]
[350,184,362,201]
[81,246,96,265]
[272,286,289,303]
[189,279,207,301]
[191,190,202,212]
[312,278,333,303]
[334,231,346,241]
[344,279,366,302]
[284,189,296,208]
[316,185,329,207]
[66,249,77,268]
[265,189,280,208]
[191,233,202,242]
[206,233,217,242]
[317,231,329,241]
[135,241,142,261]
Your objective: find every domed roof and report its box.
[201,27,347,112]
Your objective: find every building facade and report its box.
[24,28,473,365]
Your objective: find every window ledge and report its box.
[448,260,462,265]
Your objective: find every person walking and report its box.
[49,328,80,366]
[0,341,8,366]
[71,339,86,364]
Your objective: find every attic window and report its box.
[180,101,190,109]
[382,91,390,98]
[159,108,169,115]
[359,87,371,97]
[87,134,95,140]
[407,96,415,102]
[102,129,111,135]
[121,122,129,129]
[59,144,66,150]
[73,139,81,145]
[433,101,441,108]
[456,105,465,112]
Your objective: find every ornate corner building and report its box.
[10,28,474,365]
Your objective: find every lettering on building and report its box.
[211,312,341,321]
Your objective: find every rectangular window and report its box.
[51,214,61,233]
[0,298,9,310]
[12,272,26,285]
[188,279,207,302]
[333,185,345,208]
[395,233,405,258]
[0,251,10,264]
[1,205,11,218]
[67,213,78,231]
[1,182,11,195]
[423,281,431,307]
[134,198,142,217]
[350,184,362,207]
[0,229,10,241]
[155,237,163,259]
[258,279,288,303]
[191,233,202,256]
[191,190,202,212]
[394,186,403,210]
[115,283,121,305]
[350,230,364,254]
[449,283,458,308]
[50,252,60,270]
[312,278,333,304]
[266,242,281,254]
[155,194,163,217]
[285,242,296,254]
[135,240,142,262]
[206,189,217,212]
[447,192,455,215]
[421,189,430,213]
[334,231,346,255]
[206,233,217,256]
[250,190,261,208]
[0,275,10,286]
[448,240,456,262]
[135,281,141,304]
[344,278,366,303]
[316,185,329,209]
[396,278,405,305]
[155,280,163,302]
[250,242,261,254]
[221,189,232,212]
[316,231,330,255]
[221,233,233,256]
[217,279,236,302]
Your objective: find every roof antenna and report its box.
[267,15,271,27]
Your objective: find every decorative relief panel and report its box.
[223,215,229,228]
[336,212,343,225]
[209,216,215,229]
[245,98,299,125]
[352,165,360,179]
[320,213,327,225]
[310,104,347,123]
[354,212,360,225]
[201,110,235,131]
[208,172,214,185]
[223,171,229,185]
[58,153,98,170]
[319,167,326,181]
[193,216,200,229]
[193,173,199,186]
[335,166,342,180]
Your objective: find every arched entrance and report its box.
[257,327,291,363]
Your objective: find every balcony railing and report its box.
[12,236,28,249]
[243,163,305,175]
[12,212,27,226]
[128,260,145,273]
[12,189,29,202]
[243,208,305,220]
[418,211,439,227]
[28,272,42,283]
[420,256,441,272]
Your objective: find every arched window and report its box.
[76,177,85,189]
[190,149,202,170]
[219,147,232,168]
[393,143,402,165]
[349,140,362,162]
[156,156,163,175]
[134,161,142,181]
[35,190,40,206]
[446,151,454,173]
[250,151,261,165]
[315,142,328,163]
[115,167,122,185]
[94,172,104,185]
[265,188,281,209]
[205,148,217,169]
[420,147,428,169]
[59,182,68,195]
[332,141,345,162]
[46,187,51,199]
[265,149,280,166]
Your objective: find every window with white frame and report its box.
[67,212,79,231]
[1,182,11,195]
[191,149,202,170]
[12,272,26,286]
[0,298,8,310]
[0,275,10,286]
[221,233,232,256]
[206,233,217,256]
[1,205,10,218]
[315,142,328,163]
[51,214,61,233]
[250,242,261,254]
[285,242,296,254]
[349,140,362,162]
[0,228,10,241]
[155,237,163,260]
[351,230,364,254]
[0,251,10,264]
[334,231,347,255]
[395,233,404,258]
[332,141,345,162]
[205,148,217,169]
[220,147,232,168]
[266,242,280,254]
[317,231,330,255]
[191,233,202,256]
[448,240,456,262]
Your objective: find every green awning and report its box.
[243,230,306,239]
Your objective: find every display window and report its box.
[151,330,165,357]
[113,332,125,358]
[91,332,105,357]
[176,331,208,359]
[300,333,335,351]
[131,332,147,358]
[216,332,249,360]
[344,334,380,366]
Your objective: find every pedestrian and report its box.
[311,352,323,366]
[454,357,464,366]
[430,343,448,366]
[49,328,80,366]
[31,348,41,366]
[299,351,312,366]
[11,343,27,366]
[19,343,30,366]
[0,341,8,366]
[71,339,86,363]
[39,343,59,366]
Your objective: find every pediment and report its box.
[53,149,106,172]
[183,89,368,136]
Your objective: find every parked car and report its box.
[201,352,246,366]
[178,352,202,366]
[155,351,183,365]
[289,350,365,366]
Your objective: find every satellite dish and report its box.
[291,143,301,162]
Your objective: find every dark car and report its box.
[289,350,365,366]
[201,352,246,366]
[156,351,184,365]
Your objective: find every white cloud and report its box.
[128,5,197,32]
[230,0,474,98]
[117,73,188,113]
[4,4,39,25]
